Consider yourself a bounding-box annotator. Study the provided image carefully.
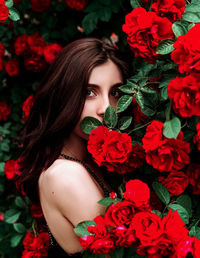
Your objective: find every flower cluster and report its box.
[87,126,145,174]
[77,179,200,257]
[11,32,62,73]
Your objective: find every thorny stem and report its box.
[128,121,152,134]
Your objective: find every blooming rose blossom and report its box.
[44,43,62,64]
[22,232,49,257]
[142,121,190,172]
[89,237,115,254]
[171,23,200,74]
[4,159,21,179]
[186,163,200,195]
[104,201,135,227]
[162,209,189,244]
[131,211,163,245]
[152,0,185,23]
[123,179,150,209]
[111,226,136,248]
[193,122,200,151]
[14,34,29,56]
[65,0,88,11]
[4,58,19,76]
[24,55,46,72]
[122,7,174,63]
[193,238,200,258]
[88,126,133,172]
[87,216,107,239]
[0,101,11,121]
[175,236,194,257]
[159,170,189,196]
[0,0,9,23]
[22,96,34,121]
[27,33,46,56]
[79,235,95,250]
[31,0,51,12]
[168,74,200,117]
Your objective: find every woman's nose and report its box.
[97,95,110,118]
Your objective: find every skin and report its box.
[38,60,123,255]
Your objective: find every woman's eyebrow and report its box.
[87,82,123,88]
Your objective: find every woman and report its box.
[18,38,129,257]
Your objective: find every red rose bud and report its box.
[109,192,117,199]
[44,43,62,64]
[0,212,4,221]
[4,158,22,180]
[14,34,29,56]
[4,58,19,76]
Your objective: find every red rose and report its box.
[0,0,9,23]
[194,122,200,151]
[122,7,174,63]
[44,43,62,64]
[24,55,46,72]
[105,144,145,174]
[14,34,29,56]
[22,96,34,121]
[109,192,117,199]
[104,200,135,227]
[143,121,190,172]
[152,0,185,23]
[4,58,19,76]
[193,238,200,258]
[123,179,150,209]
[168,74,200,117]
[87,216,108,239]
[4,159,21,179]
[22,250,43,257]
[31,0,51,12]
[0,101,11,121]
[89,237,115,254]
[111,226,136,248]
[132,97,149,126]
[23,232,49,255]
[171,23,200,74]
[0,43,5,57]
[65,0,88,11]
[30,204,43,218]
[87,126,109,166]
[27,33,46,56]
[175,236,194,257]
[162,209,189,244]
[0,212,4,221]
[79,235,95,250]
[186,163,200,195]
[159,170,189,196]
[131,211,163,245]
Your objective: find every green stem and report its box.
[128,121,152,134]
[166,101,172,121]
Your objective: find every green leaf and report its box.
[10,234,23,247]
[130,0,141,9]
[104,106,118,128]
[13,223,26,233]
[15,196,26,209]
[163,117,181,139]
[157,39,175,55]
[4,209,21,224]
[82,13,98,34]
[116,95,132,113]
[8,7,20,21]
[176,195,192,217]
[181,12,200,23]
[118,116,132,130]
[152,210,162,218]
[120,83,137,94]
[168,204,189,224]
[172,21,188,37]
[97,7,112,22]
[110,247,124,258]
[5,0,13,8]
[140,87,156,94]
[134,91,145,109]
[184,3,200,13]
[74,220,96,237]
[0,162,5,175]
[98,197,114,207]
[80,117,102,134]
[152,182,170,205]
[160,86,168,101]
[189,226,200,240]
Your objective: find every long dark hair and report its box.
[18,37,129,202]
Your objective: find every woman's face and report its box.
[73,59,123,140]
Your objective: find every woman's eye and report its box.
[86,89,95,97]
[110,89,121,98]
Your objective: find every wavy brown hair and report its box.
[18,38,129,202]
